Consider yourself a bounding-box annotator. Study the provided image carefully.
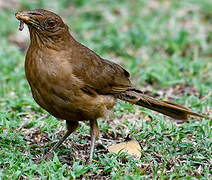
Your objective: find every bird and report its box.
[15,9,204,162]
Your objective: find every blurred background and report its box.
[0,0,211,179]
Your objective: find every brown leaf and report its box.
[108,139,141,159]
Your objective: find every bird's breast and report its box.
[25,48,74,117]
[25,47,116,121]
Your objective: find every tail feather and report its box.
[115,89,204,121]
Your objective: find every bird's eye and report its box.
[46,19,57,28]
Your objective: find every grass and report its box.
[0,0,211,179]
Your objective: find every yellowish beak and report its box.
[15,12,31,23]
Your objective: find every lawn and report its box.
[0,0,211,179]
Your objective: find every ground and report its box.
[0,0,211,179]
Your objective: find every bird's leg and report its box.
[43,121,79,160]
[89,119,99,162]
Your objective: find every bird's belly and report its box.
[29,81,115,121]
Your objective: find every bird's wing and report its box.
[71,43,132,95]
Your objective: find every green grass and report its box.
[0,0,211,179]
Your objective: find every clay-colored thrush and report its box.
[15,9,204,161]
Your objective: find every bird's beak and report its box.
[15,12,32,23]
[16,10,42,26]
[15,11,43,31]
[16,12,29,22]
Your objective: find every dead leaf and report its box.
[139,165,149,175]
[108,139,141,159]
[36,134,41,141]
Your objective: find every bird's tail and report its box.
[115,88,204,121]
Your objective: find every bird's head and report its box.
[15,9,70,45]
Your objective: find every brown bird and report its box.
[15,9,204,161]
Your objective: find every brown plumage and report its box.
[15,9,204,162]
